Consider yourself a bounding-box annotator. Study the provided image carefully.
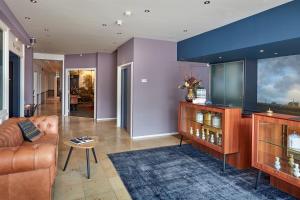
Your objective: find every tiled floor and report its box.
[36,99,181,200]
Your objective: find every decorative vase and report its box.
[185,89,195,102]
[294,164,300,178]
[274,157,281,171]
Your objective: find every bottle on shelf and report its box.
[210,133,215,144]
[202,128,206,140]
[206,129,210,141]
[196,129,200,137]
[190,127,193,135]
[212,113,221,128]
[288,131,300,151]
[274,157,281,171]
[204,112,212,126]
[196,112,203,123]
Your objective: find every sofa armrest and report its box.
[30,115,58,135]
[0,144,56,175]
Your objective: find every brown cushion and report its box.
[0,120,24,147]
[23,134,59,146]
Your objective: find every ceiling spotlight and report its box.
[25,16,31,20]
[259,49,264,53]
[183,29,188,32]
[116,20,122,26]
[30,37,37,46]
[274,52,279,55]
[144,9,150,13]
[102,23,107,27]
[26,45,32,49]
[219,56,222,59]
[30,0,38,3]
[124,11,132,16]
[15,38,19,42]
[116,32,122,35]
[44,28,49,32]
[204,1,210,4]
[80,53,83,57]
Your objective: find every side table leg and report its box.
[86,149,90,179]
[63,147,73,171]
[255,170,262,190]
[179,135,183,147]
[92,148,98,163]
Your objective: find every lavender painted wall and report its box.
[25,48,33,103]
[97,52,117,119]
[64,52,117,119]
[133,38,180,137]
[117,38,210,137]
[64,53,97,68]
[117,38,134,66]
[0,0,33,104]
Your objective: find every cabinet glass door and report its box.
[211,63,225,105]
[225,61,244,107]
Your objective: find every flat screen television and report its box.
[257,54,300,115]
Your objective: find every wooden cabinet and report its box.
[252,113,300,197]
[178,102,250,170]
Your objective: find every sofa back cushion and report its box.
[0,118,24,147]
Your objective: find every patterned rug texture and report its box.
[108,144,295,200]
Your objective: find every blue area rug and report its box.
[108,145,295,200]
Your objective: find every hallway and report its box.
[36,100,181,200]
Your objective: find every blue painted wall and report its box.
[177,0,300,62]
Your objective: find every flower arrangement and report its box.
[178,76,202,102]
[178,76,202,90]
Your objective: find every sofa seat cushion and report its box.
[23,134,59,146]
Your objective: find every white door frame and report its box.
[0,20,9,123]
[65,68,97,119]
[117,62,134,138]
[33,53,64,116]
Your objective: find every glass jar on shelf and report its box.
[196,112,204,124]
[204,112,212,126]
[212,113,222,128]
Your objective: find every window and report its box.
[0,29,3,110]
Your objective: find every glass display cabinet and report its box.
[178,102,242,171]
[253,113,300,195]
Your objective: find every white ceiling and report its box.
[5,0,291,54]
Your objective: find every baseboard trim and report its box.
[132,132,178,140]
[96,118,116,121]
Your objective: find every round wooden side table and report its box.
[63,136,98,179]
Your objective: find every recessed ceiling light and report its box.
[144,9,150,13]
[260,49,264,53]
[30,0,38,3]
[219,56,222,59]
[15,38,19,42]
[80,53,83,57]
[274,52,278,55]
[116,20,122,26]
[204,1,210,5]
[183,29,188,32]
[44,28,49,32]
[25,16,31,20]
[124,11,132,16]
[102,23,107,27]
[116,32,122,35]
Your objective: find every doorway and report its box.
[9,52,21,117]
[67,69,96,118]
[117,62,133,137]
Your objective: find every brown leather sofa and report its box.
[0,116,59,200]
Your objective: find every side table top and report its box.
[63,136,98,149]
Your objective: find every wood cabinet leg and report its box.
[179,135,183,147]
[255,170,261,190]
[223,154,226,172]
